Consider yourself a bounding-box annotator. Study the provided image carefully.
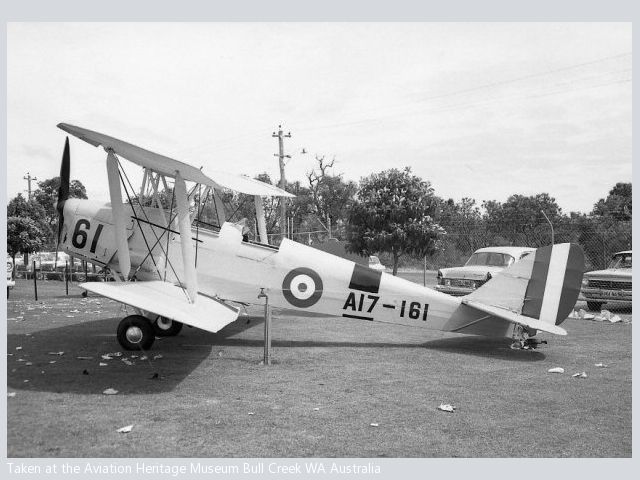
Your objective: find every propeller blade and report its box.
[56,137,70,244]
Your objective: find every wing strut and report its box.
[174,171,198,303]
[106,150,131,279]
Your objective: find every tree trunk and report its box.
[392,252,399,276]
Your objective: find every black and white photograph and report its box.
[3,11,633,476]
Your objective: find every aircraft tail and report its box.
[462,243,584,335]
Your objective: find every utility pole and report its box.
[272,125,291,238]
[23,172,38,200]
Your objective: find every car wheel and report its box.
[116,315,155,351]
[586,301,603,312]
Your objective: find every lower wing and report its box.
[80,280,239,333]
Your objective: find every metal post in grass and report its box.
[32,260,38,301]
[258,288,271,365]
[65,261,69,295]
[423,256,427,286]
[84,261,88,282]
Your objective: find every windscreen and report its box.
[465,252,515,267]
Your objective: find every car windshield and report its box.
[608,253,632,269]
[465,252,515,267]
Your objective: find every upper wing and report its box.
[80,280,240,333]
[57,123,294,197]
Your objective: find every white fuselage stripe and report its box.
[538,244,570,323]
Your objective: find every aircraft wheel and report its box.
[153,316,183,337]
[586,301,603,312]
[117,315,155,351]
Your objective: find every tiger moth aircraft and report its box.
[54,123,585,352]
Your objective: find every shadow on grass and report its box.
[419,335,546,362]
[196,319,545,363]
[7,315,260,396]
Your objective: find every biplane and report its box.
[55,123,584,351]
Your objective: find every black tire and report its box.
[153,316,183,337]
[586,301,603,312]
[117,315,155,351]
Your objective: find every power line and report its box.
[297,52,631,133]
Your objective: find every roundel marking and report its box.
[282,267,323,308]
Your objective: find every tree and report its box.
[32,176,87,231]
[482,193,563,247]
[7,217,47,263]
[591,182,632,221]
[7,194,52,250]
[433,197,484,266]
[306,156,357,240]
[346,167,444,275]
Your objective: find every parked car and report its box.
[35,251,70,273]
[368,255,387,271]
[7,256,15,297]
[435,246,535,296]
[581,250,631,311]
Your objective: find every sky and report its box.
[6,23,631,214]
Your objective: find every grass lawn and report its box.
[6,278,632,457]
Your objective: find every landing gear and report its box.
[510,324,546,350]
[117,315,155,351]
[587,301,603,312]
[152,316,183,337]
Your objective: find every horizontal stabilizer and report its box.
[463,299,567,336]
[80,281,239,334]
[57,123,294,197]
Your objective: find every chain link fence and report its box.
[429,220,631,270]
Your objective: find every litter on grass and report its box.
[48,352,65,356]
[595,363,608,368]
[438,404,456,413]
[16,347,22,350]
[568,309,595,320]
[596,310,622,323]
[548,367,565,374]
[572,372,588,379]
[103,388,118,395]
[8,392,16,397]
[248,412,255,416]
[313,408,320,411]
[116,425,133,433]
[370,423,380,427]
[99,362,108,367]
[153,354,163,360]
